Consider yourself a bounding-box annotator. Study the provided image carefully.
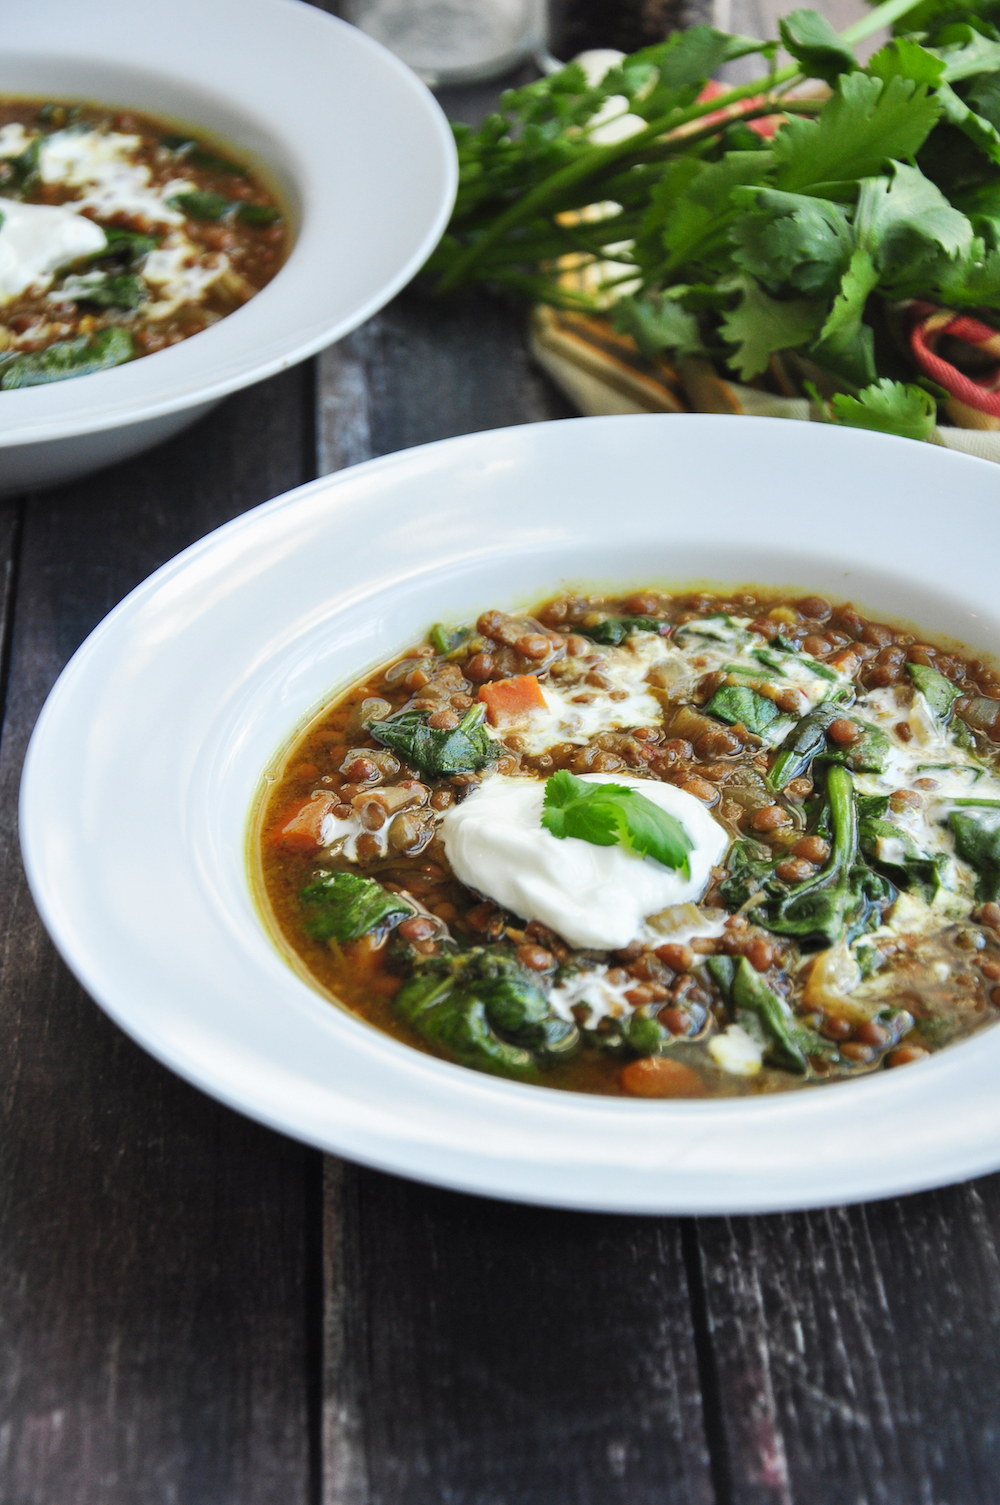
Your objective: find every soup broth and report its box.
[254,589,1000,1099]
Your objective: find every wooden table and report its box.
[3,21,1000,1505]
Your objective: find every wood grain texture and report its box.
[325,1166,714,1505]
[317,288,575,476]
[695,1179,1000,1505]
[0,371,319,1505]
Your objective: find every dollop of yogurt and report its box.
[0,196,106,304]
[441,772,728,950]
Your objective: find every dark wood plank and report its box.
[0,369,319,1505]
[325,1163,714,1505]
[694,1178,1000,1504]
[316,287,575,475]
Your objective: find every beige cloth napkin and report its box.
[529,305,1000,463]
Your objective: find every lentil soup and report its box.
[0,98,287,386]
[253,589,1000,1099]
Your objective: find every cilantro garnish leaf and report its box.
[541,770,693,877]
[773,72,940,193]
[611,293,704,360]
[829,379,937,440]
[719,274,825,380]
[779,9,857,83]
[810,248,879,387]
[730,188,853,299]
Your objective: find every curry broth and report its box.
[253,587,1000,1099]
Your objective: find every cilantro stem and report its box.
[840,0,926,45]
[435,72,800,291]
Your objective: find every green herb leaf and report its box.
[772,72,941,193]
[810,247,880,388]
[57,271,146,309]
[577,615,665,645]
[907,661,961,722]
[730,187,854,300]
[541,769,694,876]
[395,948,577,1078]
[160,134,248,174]
[166,190,280,225]
[611,293,704,360]
[166,190,233,220]
[719,273,826,380]
[705,683,779,734]
[299,871,413,942]
[949,806,1000,901]
[779,8,858,82]
[829,378,937,440]
[0,327,135,389]
[858,814,947,899]
[370,703,496,775]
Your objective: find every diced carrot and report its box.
[272,792,337,851]
[477,673,547,726]
[619,1057,707,1099]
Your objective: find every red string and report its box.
[910,311,1000,418]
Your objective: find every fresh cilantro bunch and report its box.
[541,769,693,876]
[425,0,1000,440]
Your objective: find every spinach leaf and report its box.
[856,793,891,818]
[673,613,751,650]
[395,948,578,1078]
[87,227,159,267]
[160,134,248,174]
[818,718,890,773]
[57,271,146,309]
[949,805,1000,901]
[299,871,413,942]
[711,954,834,1073]
[767,701,847,789]
[907,661,960,724]
[166,190,280,225]
[0,135,40,195]
[752,643,839,681]
[577,615,665,645]
[236,203,282,225]
[705,682,779,734]
[724,765,892,947]
[370,703,496,775]
[0,327,135,389]
[541,768,693,874]
[429,623,472,655]
[858,814,947,900]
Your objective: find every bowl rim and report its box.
[0,0,458,447]
[19,413,1000,1214]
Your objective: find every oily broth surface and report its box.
[254,587,1000,1099]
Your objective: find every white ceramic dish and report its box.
[0,0,456,495]
[19,414,1000,1213]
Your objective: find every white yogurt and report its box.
[0,196,106,304]
[441,771,728,950]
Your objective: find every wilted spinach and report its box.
[371,703,497,775]
[395,948,578,1078]
[299,871,413,943]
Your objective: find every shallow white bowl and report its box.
[19,414,1000,1213]
[0,0,456,495]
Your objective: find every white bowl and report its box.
[0,0,456,495]
[19,414,1000,1213]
